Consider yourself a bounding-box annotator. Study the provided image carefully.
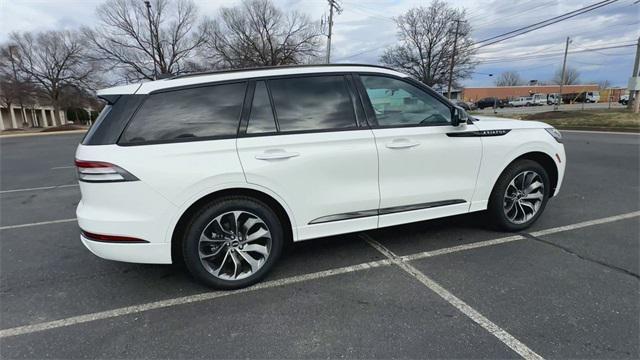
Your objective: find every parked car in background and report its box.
[476,97,507,109]
[532,93,547,106]
[585,91,600,103]
[453,99,476,111]
[618,95,629,105]
[76,64,565,289]
[509,96,535,107]
[546,93,560,105]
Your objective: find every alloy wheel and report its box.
[503,170,545,224]
[198,211,271,281]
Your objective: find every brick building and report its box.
[462,84,600,102]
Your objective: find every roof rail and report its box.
[170,63,399,80]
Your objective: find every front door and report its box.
[357,74,482,227]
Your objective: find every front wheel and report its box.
[182,196,283,289]
[487,160,550,231]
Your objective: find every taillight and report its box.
[81,230,148,243]
[75,159,138,183]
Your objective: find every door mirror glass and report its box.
[452,106,469,126]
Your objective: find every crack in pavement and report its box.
[521,233,640,280]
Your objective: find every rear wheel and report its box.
[487,160,550,231]
[182,196,283,289]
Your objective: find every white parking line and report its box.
[402,235,525,262]
[0,218,77,230]
[0,184,78,194]
[0,259,391,339]
[363,234,544,360]
[530,211,640,237]
[0,211,637,339]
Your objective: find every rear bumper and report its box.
[75,178,180,264]
[81,235,172,264]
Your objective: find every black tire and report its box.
[182,196,283,289]
[487,159,551,231]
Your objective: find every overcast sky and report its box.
[1,0,638,87]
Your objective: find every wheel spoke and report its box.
[200,233,225,244]
[232,211,243,235]
[523,191,543,201]
[517,201,527,220]
[519,200,535,211]
[211,249,230,277]
[242,217,259,235]
[242,243,269,257]
[246,227,270,242]
[200,244,226,259]
[236,250,260,272]
[214,217,233,236]
[524,181,543,195]
[504,199,516,213]
[229,250,241,279]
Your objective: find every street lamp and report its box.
[144,0,158,80]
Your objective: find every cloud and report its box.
[1,0,638,86]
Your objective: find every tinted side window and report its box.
[121,82,246,143]
[361,76,451,126]
[247,81,277,134]
[269,76,356,132]
[82,95,146,145]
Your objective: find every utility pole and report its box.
[447,19,462,99]
[555,36,570,111]
[628,36,640,113]
[144,0,158,80]
[326,0,341,64]
[8,45,27,126]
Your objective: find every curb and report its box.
[0,130,87,138]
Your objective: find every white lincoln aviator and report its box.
[76,64,565,288]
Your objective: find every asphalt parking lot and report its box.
[0,130,638,359]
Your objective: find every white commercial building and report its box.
[0,104,67,130]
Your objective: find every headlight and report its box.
[545,128,562,143]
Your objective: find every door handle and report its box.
[386,140,420,149]
[255,151,300,160]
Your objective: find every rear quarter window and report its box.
[120,82,246,144]
[82,95,146,145]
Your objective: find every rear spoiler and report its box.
[96,83,143,104]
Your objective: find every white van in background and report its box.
[585,91,600,103]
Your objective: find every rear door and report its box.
[236,75,379,240]
[356,74,482,228]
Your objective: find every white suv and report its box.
[76,65,565,288]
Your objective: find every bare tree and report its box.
[0,45,32,126]
[495,71,524,86]
[597,79,611,90]
[203,0,323,69]
[380,0,476,87]
[552,66,581,85]
[7,30,96,125]
[83,0,207,82]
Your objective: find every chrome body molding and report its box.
[308,199,467,225]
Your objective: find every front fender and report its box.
[470,128,565,211]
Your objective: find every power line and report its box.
[475,43,635,64]
[472,1,555,30]
[474,0,618,48]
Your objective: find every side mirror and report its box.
[452,106,469,126]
